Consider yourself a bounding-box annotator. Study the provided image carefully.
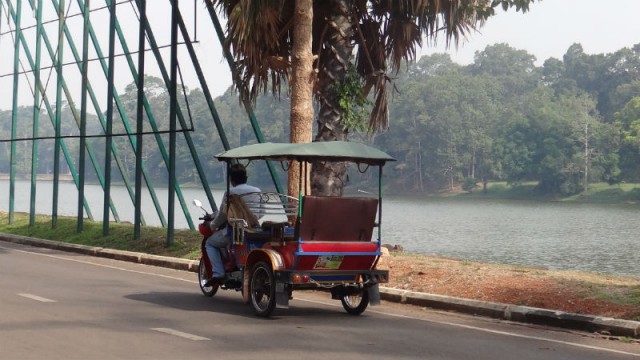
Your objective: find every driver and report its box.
[204,164,262,286]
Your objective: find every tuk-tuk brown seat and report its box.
[299,196,378,242]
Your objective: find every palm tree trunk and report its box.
[289,0,314,199]
[417,139,423,192]
[311,0,353,196]
[583,121,589,193]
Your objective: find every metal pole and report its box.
[134,0,146,239]
[203,2,283,194]
[134,1,206,228]
[103,0,116,235]
[55,0,165,226]
[29,0,43,226]
[78,0,189,229]
[6,0,94,223]
[192,0,197,41]
[22,0,118,224]
[167,0,178,246]
[77,0,89,232]
[98,0,167,227]
[174,7,224,211]
[52,0,64,228]
[9,0,22,225]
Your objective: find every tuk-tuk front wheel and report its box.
[341,288,369,315]
[249,261,276,317]
[198,258,218,297]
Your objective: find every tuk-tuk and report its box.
[195,141,393,317]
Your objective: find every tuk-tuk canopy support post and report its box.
[378,165,383,244]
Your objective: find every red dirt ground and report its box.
[378,252,640,321]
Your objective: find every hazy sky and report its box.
[421,0,640,65]
[1,0,639,110]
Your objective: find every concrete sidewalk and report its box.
[1,233,638,338]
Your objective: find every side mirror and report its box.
[193,199,210,215]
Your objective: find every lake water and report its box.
[382,196,640,276]
[2,180,640,276]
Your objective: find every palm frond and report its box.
[210,0,295,103]
[365,71,391,133]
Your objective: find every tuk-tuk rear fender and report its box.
[242,249,286,304]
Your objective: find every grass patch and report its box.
[562,183,640,204]
[598,287,640,306]
[0,212,201,260]
[574,281,640,306]
[456,182,555,201]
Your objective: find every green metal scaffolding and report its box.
[0,0,284,244]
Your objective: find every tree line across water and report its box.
[2,42,640,196]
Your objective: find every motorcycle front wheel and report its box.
[198,258,219,297]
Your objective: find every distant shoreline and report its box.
[0,174,75,181]
[2,176,639,205]
[392,181,640,205]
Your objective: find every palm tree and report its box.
[289,0,314,198]
[207,0,536,196]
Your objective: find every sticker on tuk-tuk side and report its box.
[313,255,344,270]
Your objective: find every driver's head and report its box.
[229,163,248,186]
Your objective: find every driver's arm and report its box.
[209,194,228,230]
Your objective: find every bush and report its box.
[462,177,478,193]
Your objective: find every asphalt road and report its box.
[1,241,638,360]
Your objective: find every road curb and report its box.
[380,288,640,338]
[2,234,638,338]
[0,233,198,272]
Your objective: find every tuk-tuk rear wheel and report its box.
[249,261,276,317]
[341,288,369,315]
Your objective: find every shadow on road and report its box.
[124,290,362,320]
[125,291,259,318]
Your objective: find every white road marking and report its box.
[18,293,56,303]
[151,327,210,341]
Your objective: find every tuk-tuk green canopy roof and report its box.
[216,141,395,165]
